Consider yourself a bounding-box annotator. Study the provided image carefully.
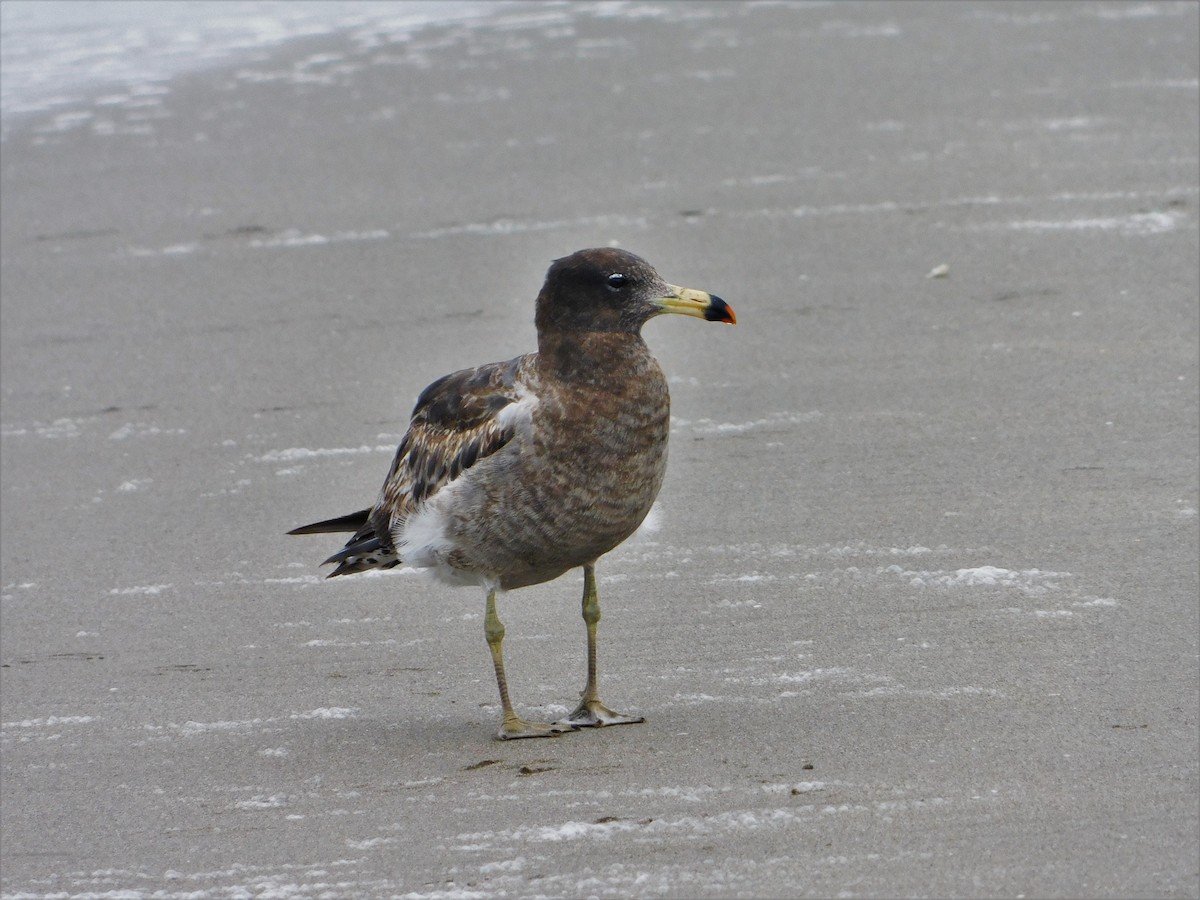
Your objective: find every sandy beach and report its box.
[2,1,1197,896]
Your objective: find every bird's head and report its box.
[535,248,735,336]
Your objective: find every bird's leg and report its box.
[557,563,645,729]
[484,587,572,740]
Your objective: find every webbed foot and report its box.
[495,716,576,741]
[556,699,645,729]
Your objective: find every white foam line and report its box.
[2,715,98,728]
[262,575,322,585]
[145,708,359,737]
[1093,3,1187,19]
[255,445,395,462]
[1073,597,1120,607]
[883,564,1070,593]
[289,707,358,719]
[772,667,861,685]
[1,417,84,439]
[235,794,290,810]
[995,210,1183,235]
[109,422,187,440]
[616,543,955,563]
[455,802,905,849]
[741,187,1198,222]
[851,684,1003,699]
[109,583,173,595]
[1110,78,1199,89]
[762,781,830,794]
[671,411,822,435]
[248,228,390,248]
[159,718,266,736]
[413,213,649,239]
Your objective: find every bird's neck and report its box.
[537,329,654,385]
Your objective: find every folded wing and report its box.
[288,355,530,577]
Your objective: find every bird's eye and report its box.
[606,273,627,291]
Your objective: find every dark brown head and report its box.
[534,248,735,336]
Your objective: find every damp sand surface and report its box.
[2,2,1198,897]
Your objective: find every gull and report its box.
[290,248,735,739]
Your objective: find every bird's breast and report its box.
[524,356,670,549]
[430,341,674,588]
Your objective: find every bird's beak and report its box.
[655,284,737,324]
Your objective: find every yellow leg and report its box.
[557,564,645,729]
[484,587,571,740]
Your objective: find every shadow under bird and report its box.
[289,247,736,739]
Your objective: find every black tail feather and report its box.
[323,531,400,577]
[326,556,401,578]
[287,508,371,535]
[322,535,387,567]
[290,507,400,577]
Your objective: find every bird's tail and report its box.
[288,508,401,577]
[287,509,371,535]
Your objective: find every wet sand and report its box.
[2,2,1197,897]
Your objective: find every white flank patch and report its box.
[396,496,456,571]
[394,484,486,587]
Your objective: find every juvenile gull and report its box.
[289,248,736,739]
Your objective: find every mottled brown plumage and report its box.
[290,248,734,739]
